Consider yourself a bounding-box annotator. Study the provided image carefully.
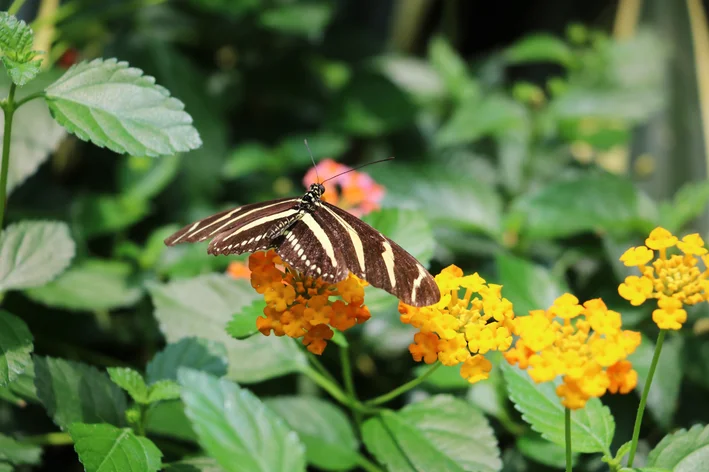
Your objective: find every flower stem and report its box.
[565,407,572,472]
[8,0,28,15]
[0,82,17,228]
[25,431,73,446]
[14,91,45,110]
[302,365,378,414]
[365,362,441,407]
[340,344,363,433]
[627,329,666,467]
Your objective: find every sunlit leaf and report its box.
[647,424,709,471]
[70,423,162,472]
[107,367,148,404]
[260,3,333,37]
[0,311,33,387]
[495,252,566,315]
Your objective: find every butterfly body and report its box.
[165,183,440,307]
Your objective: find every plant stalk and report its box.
[565,407,572,472]
[340,344,363,433]
[0,82,17,228]
[366,362,441,407]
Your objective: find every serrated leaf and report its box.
[0,311,33,387]
[0,13,35,62]
[34,356,127,430]
[69,423,162,472]
[164,457,222,471]
[0,221,74,292]
[0,72,66,194]
[260,3,333,37]
[2,56,41,86]
[149,275,307,383]
[146,380,181,403]
[107,367,148,404]
[505,33,573,66]
[362,395,501,472]
[517,432,577,468]
[659,181,709,233]
[266,396,359,471]
[25,259,142,312]
[179,369,306,472]
[147,337,227,384]
[628,334,682,430]
[647,424,709,471]
[0,359,37,403]
[363,208,435,267]
[510,173,657,240]
[502,363,614,454]
[226,300,265,340]
[495,252,566,315]
[0,433,42,465]
[145,400,197,442]
[45,58,201,157]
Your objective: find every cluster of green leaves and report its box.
[0,1,708,472]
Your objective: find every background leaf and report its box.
[505,33,573,66]
[647,424,709,471]
[45,58,202,157]
[495,252,566,315]
[0,311,33,387]
[146,337,228,383]
[363,208,435,266]
[179,369,306,472]
[0,433,42,466]
[0,221,74,292]
[34,356,127,430]
[107,367,148,404]
[226,300,265,340]
[70,423,162,472]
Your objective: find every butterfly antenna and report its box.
[304,139,321,184]
[321,157,394,185]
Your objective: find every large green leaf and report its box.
[505,33,573,66]
[69,423,162,472]
[495,252,566,315]
[34,356,127,430]
[0,311,33,387]
[25,259,142,311]
[0,433,42,466]
[266,396,359,471]
[509,173,657,240]
[362,395,501,472]
[363,208,435,267]
[0,221,74,292]
[179,369,306,472]
[145,400,197,442]
[647,424,709,471]
[658,180,709,233]
[45,58,201,157]
[0,72,66,194]
[146,337,228,383]
[502,363,614,454]
[629,334,683,430]
[149,275,306,383]
[427,36,477,102]
[260,2,333,37]
[164,457,222,472]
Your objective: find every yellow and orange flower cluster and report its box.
[399,265,516,384]
[504,294,641,409]
[249,250,370,354]
[303,159,384,217]
[618,227,709,330]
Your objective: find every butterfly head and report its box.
[309,183,325,198]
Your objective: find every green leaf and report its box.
[436,95,527,148]
[517,432,577,468]
[145,400,197,442]
[329,71,416,136]
[417,364,469,390]
[628,334,683,430]
[510,173,657,240]
[179,369,306,472]
[69,423,162,472]
[149,275,307,383]
[164,457,222,472]
[107,367,148,404]
[0,434,42,465]
[260,3,333,37]
[25,259,142,312]
[502,363,614,454]
[362,395,501,472]
[505,33,573,66]
[222,143,273,179]
[226,300,265,340]
[0,13,41,85]
[146,380,181,403]
[119,154,181,201]
[495,252,566,315]
[0,221,74,292]
[2,56,41,86]
[377,56,444,101]
[0,71,66,194]
[0,359,37,404]
[147,337,228,383]
[647,424,709,471]
[74,194,150,238]
[276,132,349,167]
[428,36,477,102]
[45,58,202,157]
[659,181,709,233]
[34,356,127,430]
[363,208,435,267]
[266,396,359,471]
[0,311,33,387]
[550,87,664,122]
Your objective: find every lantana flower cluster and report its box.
[505,294,641,409]
[618,227,709,330]
[399,265,516,384]
[249,250,370,354]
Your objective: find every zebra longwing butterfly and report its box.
[164,161,441,307]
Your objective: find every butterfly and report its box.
[164,156,440,307]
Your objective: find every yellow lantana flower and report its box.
[249,250,370,354]
[505,295,640,409]
[618,227,709,330]
[399,265,515,384]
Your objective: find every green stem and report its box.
[306,350,338,386]
[136,404,147,436]
[355,453,385,472]
[8,0,28,15]
[565,407,572,472]
[366,362,441,407]
[25,432,73,446]
[340,344,363,433]
[0,82,17,228]
[302,365,378,414]
[627,329,666,467]
[14,91,45,110]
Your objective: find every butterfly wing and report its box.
[164,197,300,255]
